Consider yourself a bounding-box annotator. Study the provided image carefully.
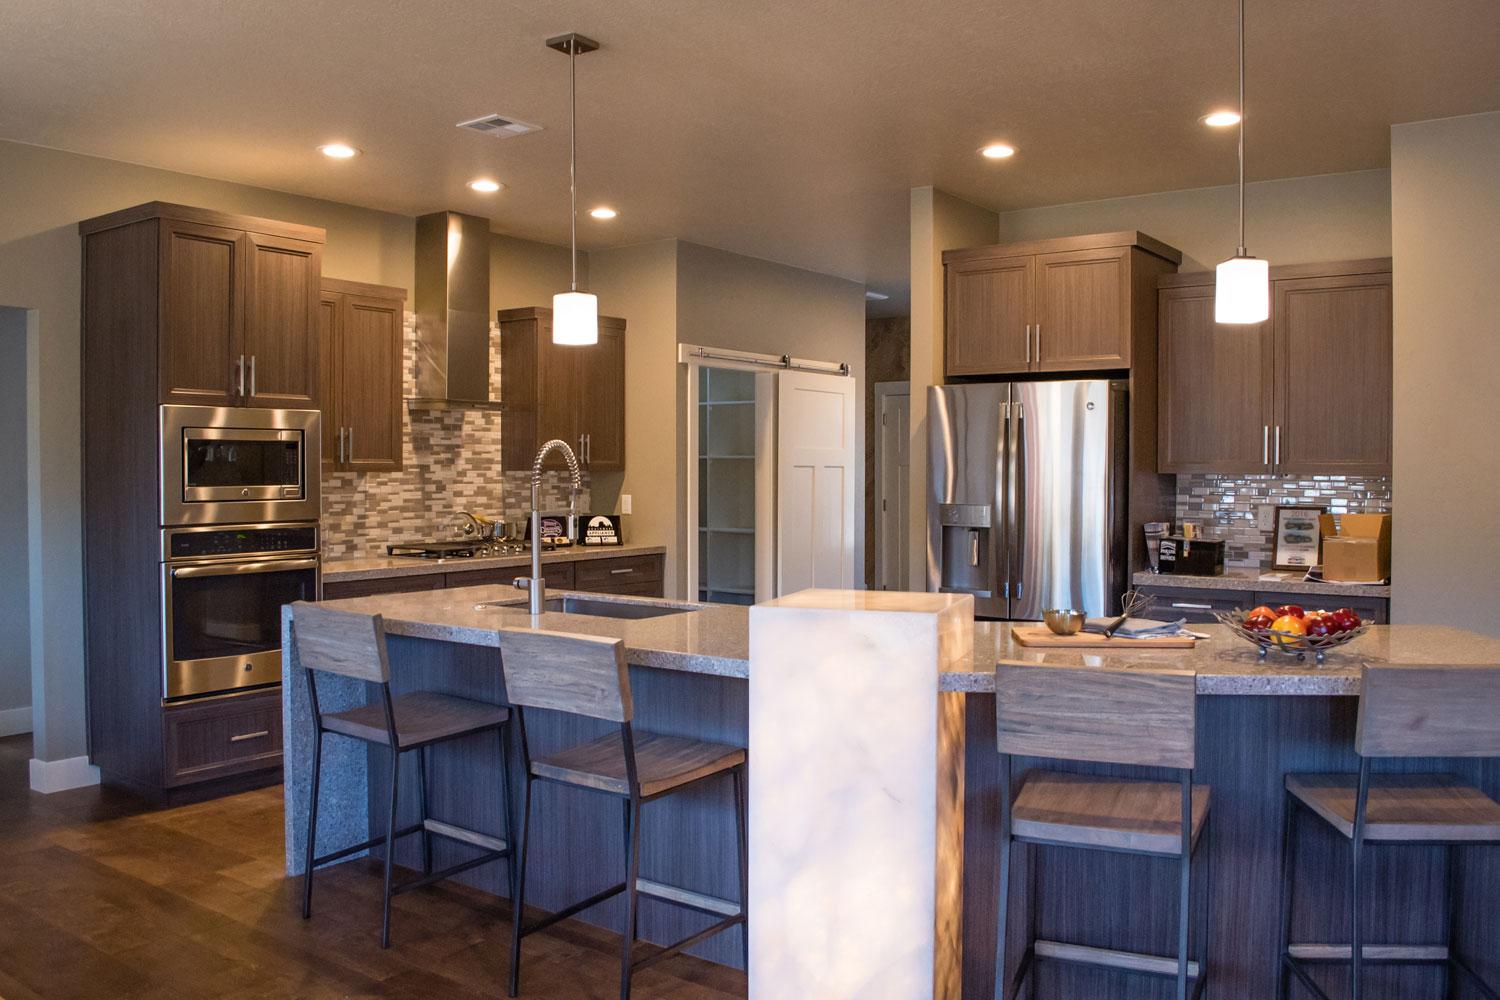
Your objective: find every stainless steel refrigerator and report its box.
[927,380,1129,620]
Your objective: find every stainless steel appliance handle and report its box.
[171,557,319,579]
[999,400,1010,600]
[237,355,246,398]
[1010,401,1024,601]
[1263,425,1270,466]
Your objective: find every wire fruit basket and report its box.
[1212,610,1371,665]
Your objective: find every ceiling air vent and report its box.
[456,114,543,139]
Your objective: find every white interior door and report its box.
[776,370,857,595]
[874,382,910,591]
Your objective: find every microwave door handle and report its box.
[171,557,319,579]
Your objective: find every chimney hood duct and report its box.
[409,210,503,410]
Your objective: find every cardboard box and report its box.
[1319,513,1391,583]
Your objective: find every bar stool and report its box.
[292,603,516,948]
[993,663,1211,1000]
[497,626,747,1000]
[1278,662,1500,1000]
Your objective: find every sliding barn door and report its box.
[776,370,857,595]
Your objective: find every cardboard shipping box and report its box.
[1319,513,1391,583]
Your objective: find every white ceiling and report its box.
[3,0,1498,315]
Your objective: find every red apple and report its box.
[1304,612,1335,639]
[1274,604,1305,620]
[1330,608,1362,632]
[1243,612,1275,632]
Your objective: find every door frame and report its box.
[873,380,910,591]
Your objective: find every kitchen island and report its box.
[281,588,1500,997]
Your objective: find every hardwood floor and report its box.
[0,735,745,1000]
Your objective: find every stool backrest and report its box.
[291,602,390,683]
[1356,662,1500,758]
[996,664,1197,769]
[496,627,632,723]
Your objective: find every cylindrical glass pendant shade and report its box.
[552,291,599,345]
[1215,254,1269,324]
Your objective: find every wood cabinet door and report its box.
[1033,247,1131,371]
[317,291,342,467]
[243,233,321,409]
[1157,285,1275,473]
[577,321,626,471]
[159,220,242,405]
[338,294,404,472]
[944,255,1033,376]
[1272,273,1393,476]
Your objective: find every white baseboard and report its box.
[0,706,31,737]
[29,755,101,794]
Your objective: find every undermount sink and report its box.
[543,596,694,620]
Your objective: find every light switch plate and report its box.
[621,494,632,515]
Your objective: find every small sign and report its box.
[582,513,622,546]
[523,515,573,545]
[1273,505,1325,571]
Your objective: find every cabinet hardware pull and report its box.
[1263,425,1270,466]
[249,355,256,398]
[1024,324,1031,364]
[237,354,246,398]
[1170,601,1214,610]
[347,426,354,462]
[230,730,270,743]
[1035,324,1042,362]
[609,567,634,575]
[338,427,345,465]
[1274,425,1282,467]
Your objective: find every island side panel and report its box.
[365,635,750,969]
[962,692,1499,999]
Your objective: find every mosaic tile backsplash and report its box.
[1174,473,1391,570]
[320,314,590,559]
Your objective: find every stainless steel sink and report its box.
[543,596,694,620]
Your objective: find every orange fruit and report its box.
[1270,614,1307,647]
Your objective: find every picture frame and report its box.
[1272,505,1325,571]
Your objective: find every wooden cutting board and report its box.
[1011,625,1197,649]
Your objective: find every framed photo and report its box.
[1273,505,1324,571]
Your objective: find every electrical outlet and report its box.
[621,494,632,515]
[1257,505,1276,531]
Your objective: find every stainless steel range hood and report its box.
[409,210,504,410]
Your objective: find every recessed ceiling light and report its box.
[468,178,503,193]
[980,143,1016,159]
[589,206,618,220]
[864,290,890,301]
[1201,110,1241,128]
[318,143,360,159]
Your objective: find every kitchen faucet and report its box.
[513,439,582,614]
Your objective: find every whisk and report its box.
[1101,588,1155,638]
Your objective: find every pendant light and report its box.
[548,32,600,345]
[1214,0,1269,324]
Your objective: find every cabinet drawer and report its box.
[322,573,446,600]
[164,691,283,787]
[1254,591,1388,625]
[1138,586,1254,624]
[575,554,663,593]
[446,563,575,591]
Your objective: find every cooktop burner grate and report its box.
[386,541,486,559]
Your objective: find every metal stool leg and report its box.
[1277,793,1298,1000]
[498,726,518,902]
[1177,778,1192,1000]
[733,766,749,973]
[301,728,323,919]
[1444,844,1460,1000]
[380,746,401,949]
[620,796,642,1000]
[508,773,533,998]
[417,745,433,876]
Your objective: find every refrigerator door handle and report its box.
[1009,400,1024,605]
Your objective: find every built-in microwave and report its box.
[160,405,321,525]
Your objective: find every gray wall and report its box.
[0,307,29,735]
[1390,112,1500,632]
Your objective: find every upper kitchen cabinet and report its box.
[499,307,627,473]
[1157,259,1392,476]
[320,278,406,473]
[81,202,325,410]
[942,232,1181,377]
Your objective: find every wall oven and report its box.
[160,404,321,525]
[162,523,320,700]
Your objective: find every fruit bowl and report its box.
[1213,608,1372,664]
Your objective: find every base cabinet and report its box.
[163,690,284,789]
[1138,583,1389,624]
[322,552,666,602]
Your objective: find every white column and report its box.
[748,589,974,999]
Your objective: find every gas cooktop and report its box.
[386,540,526,559]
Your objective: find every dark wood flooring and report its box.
[0,735,746,1000]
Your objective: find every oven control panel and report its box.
[167,525,318,560]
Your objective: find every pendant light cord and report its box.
[569,39,578,292]
[1237,0,1246,256]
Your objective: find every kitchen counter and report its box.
[1133,567,1391,598]
[322,542,667,583]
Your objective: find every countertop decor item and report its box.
[1042,609,1086,635]
[1272,505,1325,571]
[1214,609,1370,665]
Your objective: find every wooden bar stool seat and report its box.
[323,691,510,747]
[531,730,745,799]
[498,627,747,1000]
[1013,770,1212,855]
[291,603,517,952]
[1278,663,1500,1000]
[993,664,1211,1000]
[1286,772,1500,843]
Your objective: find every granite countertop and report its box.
[1133,568,1392,599]
[312,584,1500,696]
[322,542,667,583]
